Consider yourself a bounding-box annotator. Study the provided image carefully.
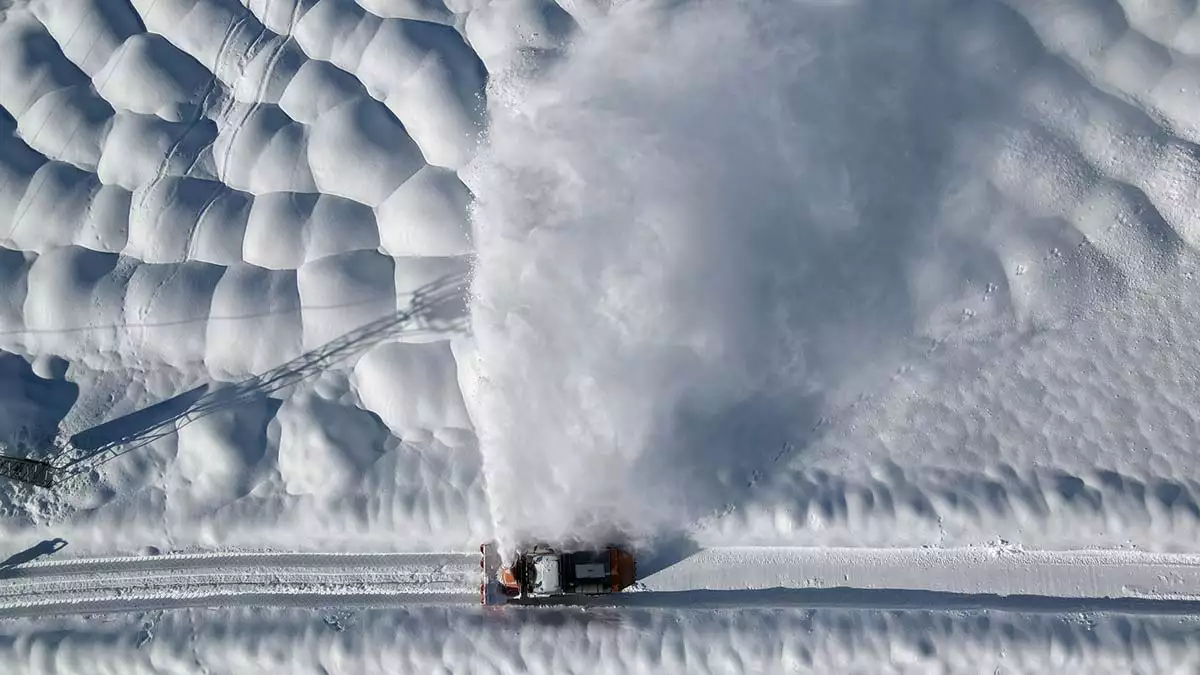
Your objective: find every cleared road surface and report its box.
[7,546,1200,616]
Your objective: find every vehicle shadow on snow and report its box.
[504,583,1200,614]
[580,586,1200,616]
[630,531,703,579]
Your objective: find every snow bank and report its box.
[5,606,1200,675]
[0,0,480,551]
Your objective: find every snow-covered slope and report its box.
[0,0,485,553]
[4,0,1200,671]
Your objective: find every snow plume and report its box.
[466,0,993,547]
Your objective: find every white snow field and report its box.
[5,0,1200,670]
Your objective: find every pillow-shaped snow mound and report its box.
[353,340,474,447]
[173,396,275,509]
[376,166,473,257]
[276,381,389,498]
[306,99,425,206]
[204,264,303,379]
[93,33,210,120]
[296,250,397,349]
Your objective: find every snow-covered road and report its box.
[10,546,1200,618]
[640,546,1200,599]
[0,552,481,617]
[624,546,1200,614]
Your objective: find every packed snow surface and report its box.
[4,0,1200,671]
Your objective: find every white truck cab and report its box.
[528,551,562,595]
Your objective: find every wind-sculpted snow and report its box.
[0,0,483,550]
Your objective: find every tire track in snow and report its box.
[0,551,481,617]
[0,590,477,618]
[0,551,476,578]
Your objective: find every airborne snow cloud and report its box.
[464,0,1011,547]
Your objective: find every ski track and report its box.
[10,547,1200,618]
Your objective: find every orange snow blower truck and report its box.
[481,542,637,605]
